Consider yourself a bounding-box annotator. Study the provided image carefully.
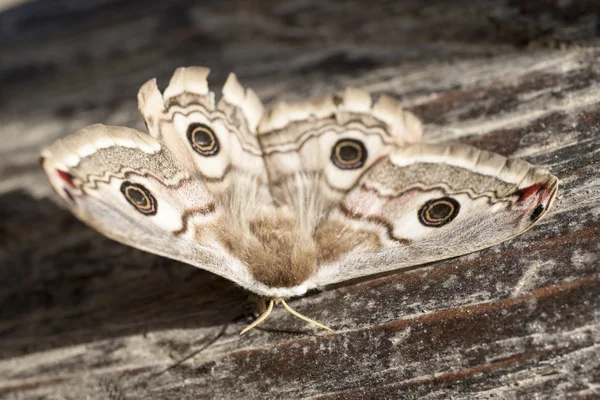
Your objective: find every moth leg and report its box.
[249,295,268,318]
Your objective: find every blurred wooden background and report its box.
[1,0,599,398]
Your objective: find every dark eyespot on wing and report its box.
[530,205,545,222]
[187,123,219,156]
[331,138,367,170]
[429,202,452,220]
[120,181,157,215]
[418,197,460,227]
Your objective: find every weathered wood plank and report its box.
[1,1,599,399]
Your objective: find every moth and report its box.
[40,67,558,334]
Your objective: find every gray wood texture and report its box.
[1,1,599,398]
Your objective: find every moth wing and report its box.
[137,67,270,200]
[258,88,423,206]
[310,143,558,286]
[40,124,260,292]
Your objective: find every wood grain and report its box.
[1,1,599,399]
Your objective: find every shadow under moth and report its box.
[40,67,558,334]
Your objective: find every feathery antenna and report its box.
[240,298,335,335]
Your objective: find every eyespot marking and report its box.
[418,197,460,227]
[187,123,219,156]
[331,138,367,170]
[120,182,157,215]
[530,204,545,222]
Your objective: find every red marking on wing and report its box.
[57,170,76,187]
[517,183,542,202]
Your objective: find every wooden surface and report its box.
[1,1,599,399]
